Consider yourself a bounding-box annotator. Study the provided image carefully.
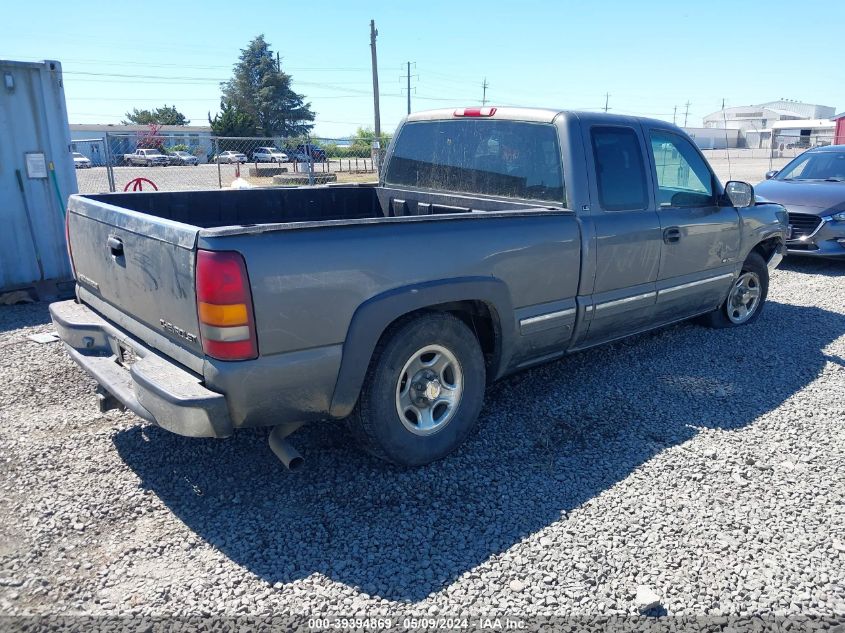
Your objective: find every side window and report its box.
[590,126,648,211]
[650,130,715,208]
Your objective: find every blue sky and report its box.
[2,0,842,138]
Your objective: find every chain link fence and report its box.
[700,135,835,184]
[73,133,386,194]
[75,128,833,194]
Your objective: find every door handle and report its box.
[663,227,681,244]
[107,236,124,257]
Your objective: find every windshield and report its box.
[72,153,85,158]
[385,119,564,203]
[777,151,845,181]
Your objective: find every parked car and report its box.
[756,144,845,258]
[168,150,199,166]
[285,150,310,162]
[287,143,326,162]
[786,139,811,150]
[51,108,786,470]
[72,152,92,169]
[124,149,170,167]
[214,151,248,164]
[253,147,288,163]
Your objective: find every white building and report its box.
[69,124,214,165]
[769,119,836,148]
[683,127,741,149]
[703,105,801,133]
[701,100,836,149]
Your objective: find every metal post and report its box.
[104,133,116,192]
[306,135,315,185]
[370,20,381,142]
[215,138,222,189]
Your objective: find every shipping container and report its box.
[0,59,76,293]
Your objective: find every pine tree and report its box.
[221,35,315,137]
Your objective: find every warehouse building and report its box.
[702,100,836,149]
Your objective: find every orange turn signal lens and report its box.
[198,302,248,327]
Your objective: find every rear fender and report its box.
[329,277,514,418]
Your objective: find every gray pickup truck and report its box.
[51,108,787,469]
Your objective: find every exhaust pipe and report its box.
[268,422,305,471]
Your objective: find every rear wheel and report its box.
[706,252,768,328]
[348,312,486,466]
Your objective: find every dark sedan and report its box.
[756,145,845,258]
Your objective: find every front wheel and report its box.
[347,312,486,466]
[705,252,768,328]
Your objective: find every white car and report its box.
[72,152,92,169]
[253,147,288,163]
[215,151,248,164]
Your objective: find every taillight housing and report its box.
[196,250,258,361]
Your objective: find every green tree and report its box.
[221,35,315,137]
[122,105,189,126]
[208,101,258,137]
[350,127,392,156]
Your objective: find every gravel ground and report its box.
[0,259,844,629]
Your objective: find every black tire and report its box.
[348,312,486,466]
[705,251,768,328]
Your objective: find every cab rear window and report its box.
[384,120,564,203]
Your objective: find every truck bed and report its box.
[83,185,545,229]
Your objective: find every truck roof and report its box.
[405,107,671,129]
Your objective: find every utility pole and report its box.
[369,20,381,142]
[604,92,610,113]
[683,101,690,127]
[482,78,489,106]
[401,62,417,115]
[673,105,677,125]
[276,52,280,72]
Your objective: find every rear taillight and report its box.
[453,107,496,117]
[65,211,75,277]
[196,250,258,361]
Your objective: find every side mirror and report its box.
[764,170,779,180]
[725,181,754,208]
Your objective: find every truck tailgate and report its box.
[67,195,204,366]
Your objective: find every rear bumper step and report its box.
[49,299,233,438]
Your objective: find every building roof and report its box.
[834,112,845,120]
[770,119,835,130]
[69,123,212,133]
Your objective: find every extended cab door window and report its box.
[590,126,649,211]
[384,120,564,203]
[649,131,715,208]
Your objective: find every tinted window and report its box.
[590,126,648,211]
[384,120,564,203]
[650,130,715,207]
